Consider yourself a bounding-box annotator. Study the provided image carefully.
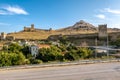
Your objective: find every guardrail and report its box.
[0,59,120,71]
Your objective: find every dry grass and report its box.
[8,29,119,40]
[8,30,98,40]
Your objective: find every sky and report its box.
[0,0,120,33]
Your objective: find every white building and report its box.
[30,45,39,57]
[29,44,50,57]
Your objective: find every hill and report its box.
[58,20,96,31]
[7,20,120,40]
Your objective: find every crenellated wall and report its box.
[24,24,35,32]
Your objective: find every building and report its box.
[51,41,60,46]
[30,45,39,57]
[37,44,50,49]
[0,32,7,40]
[24,24,35,32]
[29,44,50,57]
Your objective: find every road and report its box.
[0,62,120,80]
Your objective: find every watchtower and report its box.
[98,24,107,38]
[31,24,35,31]
[1,32,7,40]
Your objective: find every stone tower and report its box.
[31,24,35,31]
[1,32,7,40]
[98,24,107,38]
[31,24,34,29]
[24,26,27,31]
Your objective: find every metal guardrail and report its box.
[0,59,120,71]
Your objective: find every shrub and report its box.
[30,59,43,64]
[36,46,63,62]
[64,50,79,61]
[0,52,26,67]
[77,48,93,59]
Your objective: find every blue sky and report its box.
[0,0,120,33]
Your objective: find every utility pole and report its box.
[95,38,97,58]
[107,33,109,58]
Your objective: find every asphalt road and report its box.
[0,62,120,80]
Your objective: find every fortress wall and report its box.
[48,32,120,46]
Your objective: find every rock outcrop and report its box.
[59,20,97,31]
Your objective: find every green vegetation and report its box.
[110,38,120,47]
[2,37,116,67]
[36,46,63,62]
[0,52,26,67]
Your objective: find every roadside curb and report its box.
[0,59,120,71]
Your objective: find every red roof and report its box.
[37,44,50,48]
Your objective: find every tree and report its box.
[30,59,43,64]
[77,48,93,59]
[8,43,22,53]
[0,52,26,67]
[59,36,70,46]
[66,45,77,51]
[11,53,26,65]
[36,46,63,62]
[21,45,30,58]
[2,45,8,52]
[110,38,120,47]
[64,50,79,61]
[0,52,12,67]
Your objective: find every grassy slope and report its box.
[8,28,119,40]
[8,30,98,40]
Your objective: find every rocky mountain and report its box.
[58,20,97,31]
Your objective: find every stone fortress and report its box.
[23,24,52,32]
[24,24,35,32]
[0,20,120,46]
[0,24,52,40]
[48,24,120,46]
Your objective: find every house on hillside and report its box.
[30,45,39,57]
[51,41,60,46]
[29,44,51,57]
[37,44,51,49]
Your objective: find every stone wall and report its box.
[48,31,120,46]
